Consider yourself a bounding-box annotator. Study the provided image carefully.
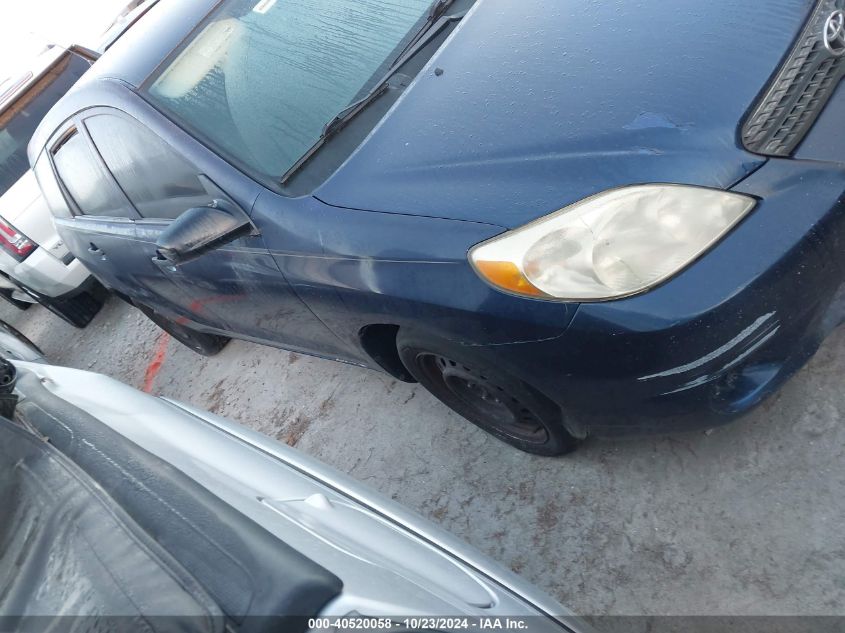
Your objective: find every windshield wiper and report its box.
[280,2,467,185]
[280,73,408,185]
[390,0,458,67]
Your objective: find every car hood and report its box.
[317,0,813,228]
[11,360,579,626]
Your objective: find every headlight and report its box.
[469,184,756,301]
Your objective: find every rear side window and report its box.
[84,114,211,220]
[32,153,71,219]
[52,131,132,218]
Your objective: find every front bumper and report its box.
[486,158,845,437]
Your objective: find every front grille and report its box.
[742,0,845,157]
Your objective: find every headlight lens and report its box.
[469,184,756,301]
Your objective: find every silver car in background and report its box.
[0,328,585,632]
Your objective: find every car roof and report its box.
[4,0,186,119]
[27,0,217,162]
[86,0,218,89]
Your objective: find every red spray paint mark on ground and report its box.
[142,293,243,391]
[143,332,171,393]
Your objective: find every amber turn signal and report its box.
[472,260,548,298]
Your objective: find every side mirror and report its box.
[155,200,253,265]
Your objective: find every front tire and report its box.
[136,303,230,356]
[397,329,579,456]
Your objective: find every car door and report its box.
[68,107,351,357]
[40,122,194,320]
[74,109,235,331]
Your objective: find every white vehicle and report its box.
[0,2,157,327]
[0,45,105,326]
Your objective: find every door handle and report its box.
[88,243,106,259]
[152,253,177,271]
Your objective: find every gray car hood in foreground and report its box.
[317,0,813,228]
[11,360,585,630]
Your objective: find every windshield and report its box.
[145,0,431,185]
[0,53,89,196]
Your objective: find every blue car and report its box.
[28,0,845,454]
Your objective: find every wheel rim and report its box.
[417,353,549,445]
